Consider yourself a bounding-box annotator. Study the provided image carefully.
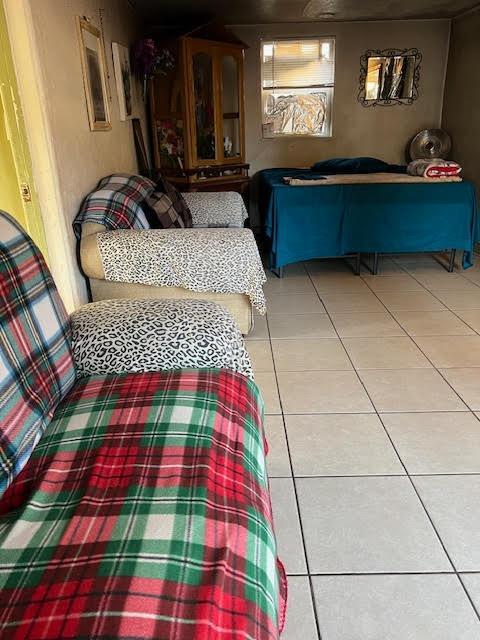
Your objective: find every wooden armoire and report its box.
[149,23,249,193]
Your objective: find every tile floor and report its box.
[246,253,480,639]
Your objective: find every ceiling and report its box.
[132,0,480,26]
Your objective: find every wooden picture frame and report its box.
[76,16,111,131]
[112,42,133,121]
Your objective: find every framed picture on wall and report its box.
[76,16,111,131]
[112,43,134,120]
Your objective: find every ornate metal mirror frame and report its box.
[358,48,422,107]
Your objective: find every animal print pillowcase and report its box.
[70,298,253,379]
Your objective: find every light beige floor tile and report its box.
[414,273,479,291]
[245,314,269,340]
[264,276,315,296]
[392,310,475,336]
[268,313,336,339]
[360,257,407,275]
[286,414,403,476]
[430,290,480,310]
[331,312,405,337]
[247,340,274,373]
[362,275,424,291]
[414,335,480,368]
[319,292,385,313]
[277,371,374,414]
[266,263,306,278]
[342,337,431,369]
[255,372,281,414]
[402,261,453,275]
[438,368,480,410]
[271,338,352,371]
[455,309,480,333]
[297,476,450,573]
[413,475,480,571]
[460,574,480,614]
[269,478,307,574]
[393,253,444,265]
[376,290,446,311]
[282,577,318,640]
[267,294,325,315]
[264,415,291,477]
[382,412,480,474]
[358,369,467,412]
[312,575,480,640]
[312,275,369,294]
[462,270,480,284]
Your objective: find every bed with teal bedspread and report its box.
[260,168,478,270]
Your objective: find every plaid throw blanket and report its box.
[73,174,155,239]
[0,212,75,496]
[0,369,286,639]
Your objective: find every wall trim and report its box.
[3,0,82,311]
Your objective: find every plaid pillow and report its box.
[156,176,192,227]
[73,185,151,239]
[98,173,155,201]
[142,191,185,229]
[0,212,75,497]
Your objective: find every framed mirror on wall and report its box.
[358,48,421,107]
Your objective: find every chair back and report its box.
[0,211,75,496]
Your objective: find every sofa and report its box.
[0,211,286,639]
[74,174,265,334]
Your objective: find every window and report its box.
[261,38,335,138]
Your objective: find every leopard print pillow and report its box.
[71,299,253,379]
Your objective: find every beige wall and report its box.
[233,20,450,175]
[442,7,480,196]
[25,0,146,305]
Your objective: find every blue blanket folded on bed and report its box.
[310,156,407,174]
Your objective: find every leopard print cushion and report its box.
[71,299,253,379]
[97,228,267,314]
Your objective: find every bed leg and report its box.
[448,249,456,273]
[373,253,379,276]
[271,266,284,278]
[354,253,361,276]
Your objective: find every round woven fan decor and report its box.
[409,129,452,160]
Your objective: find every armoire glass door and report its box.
[221,54,241,162]
[192,50,216,161]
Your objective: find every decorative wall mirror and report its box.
[358,48,421,107]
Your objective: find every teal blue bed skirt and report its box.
[260,169,478,270]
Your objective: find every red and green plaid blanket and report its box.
[0,369,286,639]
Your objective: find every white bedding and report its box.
[284,172,463,186]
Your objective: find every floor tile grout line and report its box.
[289,570,460,576]
[268,472,480,478]
[370,259,480,620]
[264,303,323,640]
[265,260,480,627]
[356,272,475,412]
[304,262,480,623]
[384,260,480,337]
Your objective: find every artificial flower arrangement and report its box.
[131,38,175,99]
[157,119,184,169]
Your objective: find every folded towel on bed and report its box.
[407,159,462,178]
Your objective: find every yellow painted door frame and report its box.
[0,1,47,256]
